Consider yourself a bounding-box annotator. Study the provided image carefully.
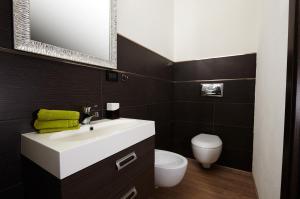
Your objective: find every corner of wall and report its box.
[252,0,289,198]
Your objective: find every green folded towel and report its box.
[37,109,80,121]
[38,125,80,134]
[34,120,79,130]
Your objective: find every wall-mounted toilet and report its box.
[191,134,222,168]
[155,149,188,187]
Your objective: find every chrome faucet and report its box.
[82,105,99,125]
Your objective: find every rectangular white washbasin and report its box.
[21,118,155,179]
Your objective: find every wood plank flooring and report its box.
[151,159,257,199]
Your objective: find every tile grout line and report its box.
[171,120,254,129]
[173,77,256,83]
[99,71,104,118]
[212,103,215,132]
[0,182,23,194]
[173,100,255,105]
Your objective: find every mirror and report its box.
[13,0,117,69]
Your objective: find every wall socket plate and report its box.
[106,71,119,81]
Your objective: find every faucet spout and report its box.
[81,105,99,125]
[82,115,95,125]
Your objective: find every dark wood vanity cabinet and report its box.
[22,136,155,199]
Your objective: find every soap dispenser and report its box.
[106,103,120,119]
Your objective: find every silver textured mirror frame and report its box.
[13,0,117,69]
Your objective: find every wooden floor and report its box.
[151,159,257,199]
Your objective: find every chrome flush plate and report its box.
[201,83,224,97]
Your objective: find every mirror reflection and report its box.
[30,0,111,60]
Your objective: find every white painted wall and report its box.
[117,0,174,60]
[173,0,259,62]
[252,0,289,198]
[118,0,259,62]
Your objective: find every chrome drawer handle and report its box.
[116,152,137,171]
[121,187,138,199]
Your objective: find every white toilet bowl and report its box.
[191,134,222,168]
[155,149,188,187]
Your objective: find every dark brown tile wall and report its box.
[171,54,256,171]
[0,0,12,49]
[118,36,173,80]
[173,54,256,81]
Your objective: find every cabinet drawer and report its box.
[114,168,154,199]
[61,136,155,199]
[88,160,154,199]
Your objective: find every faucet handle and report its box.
[83,106,91,114]
[83,105,98,115]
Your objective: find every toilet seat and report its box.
[192,134,222,149]
[155,149,187,170]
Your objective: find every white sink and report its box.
[21,118,155,179]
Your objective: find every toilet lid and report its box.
[191,134,222,149]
